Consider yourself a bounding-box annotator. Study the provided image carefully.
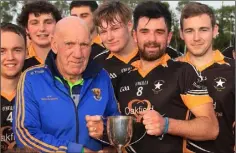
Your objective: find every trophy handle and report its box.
[129,131,146,146]
[96,138,111,145]
[95,116,112,145]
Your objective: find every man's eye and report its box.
[46,21,53,24]
[1,50,6,55]
[15,49,23,52]
[185,30,192,33]
[99,30,106,34]
[30,22,38,25]
[65,42,75,47]
[80,43,89,48]
[140,30,148,34]
[201,29,208,32]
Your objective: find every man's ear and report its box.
[51,36,58,54]
[127,21,133,33]
[167,31,173,46]
[26,28,31,39]
[179,28,184,40]
[213,24,219,39]
[132,29,137,43]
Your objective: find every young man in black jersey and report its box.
[113,1,218,153]
[178,2,235,153]
[93,1,139,87]
[17,0,61,69]
[1,23,27,152]
[90,1,219,153]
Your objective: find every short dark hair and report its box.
[1,22,27,46]
[133,1,172,32]
[17,0,62,28]
[94,1,132,28]
[70,1,98,12]
[180,2,216,30]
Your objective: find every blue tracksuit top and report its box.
[13,51,120,152]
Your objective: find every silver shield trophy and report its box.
[98,115,146,153]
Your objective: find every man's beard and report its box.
[139,41,166,61]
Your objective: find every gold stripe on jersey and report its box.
[106,47,138,64]
[1,91,16,102]
[27,43,44,64]
[179,50,230,71]
[180,94,213,110]
[131,54,170,78]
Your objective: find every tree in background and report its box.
[0,1,18,23]
[214,5,235,51]
[51,0,69,17]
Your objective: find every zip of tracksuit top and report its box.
[13,50,120,152]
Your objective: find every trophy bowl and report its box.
[107,116,134,153]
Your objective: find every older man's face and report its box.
[55,25,91,78]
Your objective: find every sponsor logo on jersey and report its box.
[109,73,117,79]
[152,80,165,94]
[2,106,13,112]
[214,77,226,91]
[120,86,130,92]
[135,80,148,86]
[121,67,133,73]
[41,95,58,101]
[92,88,102,101]
[30,69,45,75]
[125,99,153,122]
[1,126,16,152]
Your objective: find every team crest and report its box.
[152,80,165,94]
[92,88,102,101]
[214,77,227,91]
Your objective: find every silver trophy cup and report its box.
[107,116,133,153]
[97,115,146,153]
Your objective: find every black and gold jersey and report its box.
[1,92,16,152]
[115,54,212,153]
[22,56,41,71]
[93,48,139,88]
[90,35,106,60]
[180,50,235,153]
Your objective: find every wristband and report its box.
[163,117,169,134]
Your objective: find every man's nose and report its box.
[6,51,14,60]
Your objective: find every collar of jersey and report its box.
[92,34,104,47]
[131,53,170,78]
[182,50,228,71]
[106,47,138,64]
[1,91,16,101]
[28,42,44,64]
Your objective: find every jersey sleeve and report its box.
[178,63,213,110]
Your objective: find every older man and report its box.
[13,16,120,153]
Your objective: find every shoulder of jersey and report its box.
[223,56,235,67]
[93,49,110,60]
[23,64,47,76]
